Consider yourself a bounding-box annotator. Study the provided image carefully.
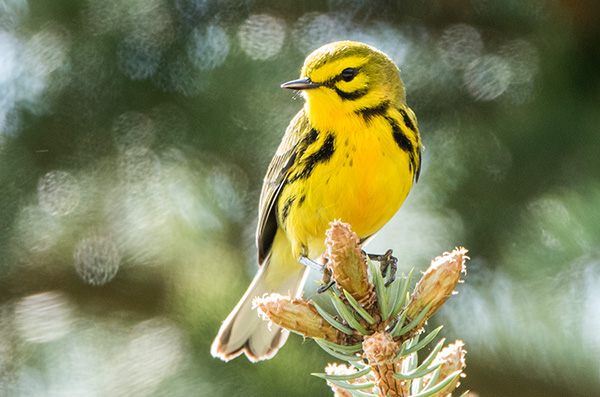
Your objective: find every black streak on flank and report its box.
[357,100,390,122]
[280,195,296,223]
[304,128,319,146]
[283,128,318,182]
[386,117,413,153]
[398,107,416,132]
[335,87,368,101]
[290,133,336,182]
[386,116,417,174]
[298,195,306,206]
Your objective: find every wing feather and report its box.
[256,109,311,264]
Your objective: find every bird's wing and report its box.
[256,109,311,265]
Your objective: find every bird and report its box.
[211,41,422,362]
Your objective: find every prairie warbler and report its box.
[211,41,421,362]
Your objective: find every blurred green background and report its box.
[1,0,600,395]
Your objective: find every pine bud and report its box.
[405,247,468,328]
[425,340,467,396]
[254,294,342,343]
[363,331,407,397]
[362,331,398,365]
[324,220,373,307]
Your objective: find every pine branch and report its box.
[254,220,469,397]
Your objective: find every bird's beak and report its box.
[281,77,323,90]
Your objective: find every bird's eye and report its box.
[340,68,357,82]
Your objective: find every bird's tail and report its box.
[210,247,309,362]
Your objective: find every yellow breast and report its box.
[279,115,414,258]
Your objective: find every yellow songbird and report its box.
[211,41,422,362]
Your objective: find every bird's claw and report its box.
[298,256,336,293]
[365,249,397,286]
[317,266,334,293]
[317,280,336,294]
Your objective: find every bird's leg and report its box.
[317,266,334,294]
[298,255,325,272]
[299,255,335,293]
[365,249,397,287]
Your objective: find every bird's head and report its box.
[282,41,405,131]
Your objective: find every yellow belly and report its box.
[282,123,414,259]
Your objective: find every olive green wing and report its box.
[256,109,311,265]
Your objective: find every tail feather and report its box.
[211,256,308,362]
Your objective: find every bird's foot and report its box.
[317,267,334,293]
[298,256,336,293]
[365,249,397,286]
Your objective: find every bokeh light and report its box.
[464,55,512,101]
[238,14,287,61]
[73,234,121,286]
[187,24,230,71]
[0,31,19,85]
[292,13,350,54]
[112,318,187,395]
[14,291,74,343]
[38,171,81,217]
[438,24,483,70]
[15,205,64,254]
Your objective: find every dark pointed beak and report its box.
[281,77,323,90]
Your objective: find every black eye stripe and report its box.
[335,87,368,100]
